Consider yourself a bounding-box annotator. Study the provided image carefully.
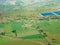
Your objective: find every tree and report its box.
[38,29,43,33]
[0,32,5,36]
[43,33,47,37]
[48,42,51,45]
[11,30,17,37]
[38,29,51,45]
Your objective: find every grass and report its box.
[0,38,12,44]
[0,39,41,45]
[0,19,60,45]
[20,34,44,39]
[0,19,60,36]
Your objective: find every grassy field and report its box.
[0,19,60,45]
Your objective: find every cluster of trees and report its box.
[0,30,17,37]
[0,32,5,36]
[38,29,51,45]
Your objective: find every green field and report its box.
[0,19,60,45]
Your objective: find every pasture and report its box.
[0,19,60,45]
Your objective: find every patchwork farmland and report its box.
[0,0,60,45]
[0,18,60,45]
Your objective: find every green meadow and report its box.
[0,19,60,45]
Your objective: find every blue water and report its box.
[54,11,60,15]
[41,12,53,16]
